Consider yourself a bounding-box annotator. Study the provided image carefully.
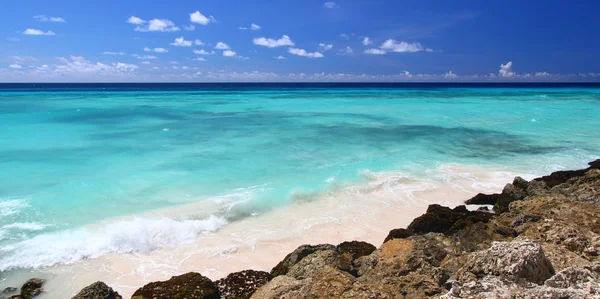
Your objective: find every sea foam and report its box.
[0,215,227,271]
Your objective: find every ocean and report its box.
[0,83,599,296]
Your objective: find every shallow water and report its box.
[0,84,599,280]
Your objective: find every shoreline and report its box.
[0,163,533,298]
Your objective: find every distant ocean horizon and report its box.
[1,83,599,287]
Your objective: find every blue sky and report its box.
[1,0,599,82]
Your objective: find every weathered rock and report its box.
[300,266,354,298]
[286,248,351,280]
[2,287,17,295]
[457,240,554,284]
[383,228,412,243]
[407,204,492,235]
[589,159,600,169]
[541,220,589,253]
[215,270,272,299]
[544,264,600,289]
[526,179,548,196]
[336,241,376,261]
[568,169,600,203]
[534,168,588,188]
[270,244,335,277]
[131,272,219,299]
[249,276,305,299]
[71,281,122,299]
[20,279,44,299]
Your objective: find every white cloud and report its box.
[7,37,20,41]
[215,42,230,50]
[499,61,515,77]
[127,16,145,25]
[445,71,457,79]
[362,37,372,46]
[288,48,324,58]
[223,50,237,57]
[535,72,550,77]
[194,40,204,45]
[380,39,424,52]
[344,46,353,54]
[275,55,286,60]
[183,25,196,31]
[11,56,37,61]
[33,15,66,23]
[239,27,248,30]
[144,47,168,53]
[364,48,386,55]
[193,49,215,55]
[9,64,22,69]
[324,2,337,8]
[132,54,157,60]
[340,33,349,39]
[141,61,151,65]
[103,52,125,55]
[170,37,192,47]
[318,43,333,51]
[193,57,207,62]
[190,11,215,25]
[251,23,261,30]
[134,19,180,32]
[23,29,55,36]
[253,35,294,48]
[143,47,151,52]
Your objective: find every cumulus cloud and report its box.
[9,64,22,69]
[340,33,349,40]
[132,54,157,60]
[535,72,550,77]
[251,23,261,30]
[127,16,145,25]
[193,57,207,61]
[215,42,230,50]
[134,19,180,32]
[288,48,324,58]
[141,61,151,65]
[190,11,215,25]
[223,50,237,57]
[23,29,55,36]
[193,49,215,55]
[183,25,196,31]
[33,15,66,22]
[324,2,337,8]
[170,37,192,47]
[194,40,204,45]
[318,43,333,51]
[380,39,424,52]
[343,46,353,54]
[364,48,386,55]
[362,37,372,46]
[149,47,168,53]
[253,35,294,48]
[499,61,515,77]
[445,71,457,79]
[103,52,125,55]
[275,55,286,60]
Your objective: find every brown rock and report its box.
[336,241,376,261]
[249,276,305,299]
[270,244,335,277]
[301,266,354,298]
[20,278,44,299]
[71,281,122,299]
[215,270,272,299]
[407,204,492,235]
[131,272,219,299]
[383,228,412,243]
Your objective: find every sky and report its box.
[1,0,600,82]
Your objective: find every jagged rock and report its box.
[526,179,548,196]
[300,266,354,298]
[270,244,335,277]
[353,253,379,277]
[568,169,600,203]
[457,240,554,284]
[341,281,397,298]
[383,228,412,243]
[534,168,588,188]
[589,159,600,169]
[541,220,589,253]
[20,279,44,299]
[131,272,219,299]
[336,241,376,261]
[71,281,122,299]
[249,276,306,299]
[544,264,600,289]
[584,236,600,257]
[407,204,492,235]
[215,270,272,299]
[2,287,17,295]
[286,248,351,280]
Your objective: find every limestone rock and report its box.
[20,279,44,299]
[215,270,272,299]
[270,244,335,277]
[131,272,219,299]
[336,241,376,261]
[457,240,554,284]
[300,266,354,298]
[383,228,412,243]
[286,248,351,280]
[249,276,306,299]
[407,204,492,235]
[71,281,122,299]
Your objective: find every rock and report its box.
[2,287,17,295]
[567,169,600,203]
[71,281,122,299]
[131,272,219,299]
[544,264,600,289]
[466,193,508,205]
[383,228,412,243]
[270,244,335,277]
[215,270,272,299]
[589,159,600,169]
[249,276,306,299]
[526,179,548,196]
[20,279,44,299]
[336,241,376,261]
[407,204,492,235]
[300,266,354,298]
[542,221,589,253]
[534,168,588,189]
[286,248,351,280]
[457,240,554,284]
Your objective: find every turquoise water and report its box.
[0,84,599,270]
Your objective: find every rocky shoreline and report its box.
[3,159,600,298]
